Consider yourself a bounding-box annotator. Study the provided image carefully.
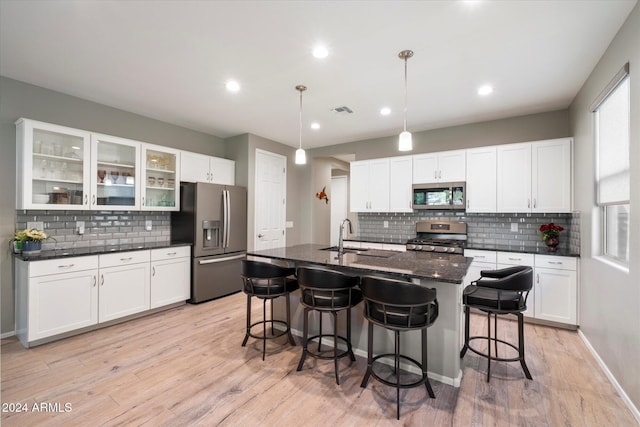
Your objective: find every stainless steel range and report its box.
[406,220,467,254]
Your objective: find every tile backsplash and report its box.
[356,211,580,254]
[16,210,171,250]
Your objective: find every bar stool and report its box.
[359,275,439,420]
[241,260,298,360]
[295,266,362,385]
[460,265,533,382]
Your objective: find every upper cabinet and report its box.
[466,146,497,213]
[497,138,572,213]
[413,149,466,183]
[16,119,92,210]
[142,144,180,211]
[350,158,390,212]
[180,151,235,185]
[389,156,413,212]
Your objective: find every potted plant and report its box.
[539,223,564,252]
[12,228,49,255]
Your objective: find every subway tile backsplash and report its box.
[356,211,580,254]
[16,210,171,250]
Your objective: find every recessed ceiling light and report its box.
[310,122,320,130]
[225,80,240,92]
[312,45,328,59]
[380,107,391,116]
[478,85,493,96]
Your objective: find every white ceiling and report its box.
[0,1,636,149]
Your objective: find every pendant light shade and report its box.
[295,84,307,165]
[398,49,414,152]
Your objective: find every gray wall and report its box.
[0,76,226,335]
[569,2,640,413]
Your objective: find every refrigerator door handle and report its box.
[199,254,246,264]
[222,190,228,248]
[225,190,231,248]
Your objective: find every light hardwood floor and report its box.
[1,292,637,426]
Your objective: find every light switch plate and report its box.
[76,221,85,235]
[27,221,44,231]
[286,221,294,228]
[511,223,518,232]
[145,220,153,231]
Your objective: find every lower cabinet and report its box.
[15,245,190,347]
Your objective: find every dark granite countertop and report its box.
[14,242,191,261]
[464,244,579,257]
[247,244,472,284]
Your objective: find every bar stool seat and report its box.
[241,260,298,360]
[296,266,362,385]
[359,275,439,420]
[460,265,533,382]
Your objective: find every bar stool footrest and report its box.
[245,319,291,341]
[369,353,430,389]
[304,334,353,360]
[466,335,521,363]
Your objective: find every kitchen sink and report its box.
[320,246,396,258]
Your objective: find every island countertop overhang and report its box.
[247,244,472,284]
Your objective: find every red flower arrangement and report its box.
[539,223,564,240]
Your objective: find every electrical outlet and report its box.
[76,221,85,235]
[511,223,518,232]
[27,221,44,230]
[383,221,389,228]
[145,220,153,231]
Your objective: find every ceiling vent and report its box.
[331,106,354,114]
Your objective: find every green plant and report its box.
[539,223,564,240]
[14,228,49,242]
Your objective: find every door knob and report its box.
[258,234,264,238]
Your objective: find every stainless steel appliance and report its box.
[171,182,247,303]
[412,182,466,210]
[406,220,467,254]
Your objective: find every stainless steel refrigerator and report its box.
[171,182,247,303]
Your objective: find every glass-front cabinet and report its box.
[90,134,141,210]
[16,119,92,210]
[142,145,180,211]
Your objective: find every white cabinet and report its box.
[496,252,535,317]
[466,146,497,213]
[98,251,150,322]
[142,144,180,211]
[534,255,577,325]
[16,118,92,210]
[150,246,191,308]
[180,151,235,185]
[389,156,413,212]
[413,150,466,184]
[497,138,572,213]
[15,256,99,345]
[350,158,390,212]
[463,249,497,287]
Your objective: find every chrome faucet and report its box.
[338,218,353,255]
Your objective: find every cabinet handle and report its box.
[101,274,104,286]
[166,251,177,256]
[434,171,438,179]
[508,257,521,261]
[533,198,537,208]
[548,261,563,265]
[120,257,133,262]
[439,170,442,179]
[93,276,96,287]
[92,194,96,205]
[527,199,530,208]
[475,256,486,259]
[152,266,155,276]
[142,196,145,206]
[57,264,75,269]
[467,199,470,208]
[536,273,539,284]
[84,194,88,205]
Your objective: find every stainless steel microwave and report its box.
[412,182,466,210]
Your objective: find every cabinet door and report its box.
[532,138,572,213]
[466,147,497,212]
[368,158,390,212]
[180,151,211,183]
[412,153,438,183]
[438,150,466,182]
[150,258,190,308]
[91,133,141,210]
[16,118,92,210]
[142,144,180,211]
[389,156,413,212]
[28,269,98,341]
[98,263,150,322]
[210,157,235,185]
[534,267,577,325]
[349,161,370,212]
[497,143,531,212]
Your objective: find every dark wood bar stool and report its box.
[359,275,439,420]
[295,266,362,385]
[460,265,533,382]
[241,260,298,360]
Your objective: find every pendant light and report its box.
[295,84,307,165]
[398,49,414,152]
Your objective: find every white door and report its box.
[99,263,150,322]
[534,267,577,324]
[466,146,497,213]
[368,158,390,211]
[389,156,413,212]
[255,149,287,250]
[497,142,532,212]
[349,160,370,212]
[438,149,466,182]
[531,138,572,213]
[180,151,211,183]
[330,176,348,246]
[412,153,438,183]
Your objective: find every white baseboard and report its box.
[1,330,16,339]
[578,329,640,424]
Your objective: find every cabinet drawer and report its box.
[464,249,497,263]
[29,256,99,277]
[535,255,577,271]
[497,252,534,266]
[99,250,150,268]
[151,246,191,261]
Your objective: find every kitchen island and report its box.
[247,244,472,387]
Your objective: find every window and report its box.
[592,64,630,265]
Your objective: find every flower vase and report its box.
[21,240,42,255]
[545,237,559,252]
